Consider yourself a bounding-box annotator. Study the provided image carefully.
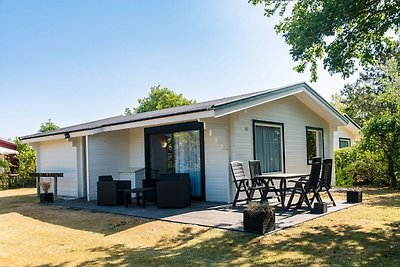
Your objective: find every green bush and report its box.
[335,145,388,187]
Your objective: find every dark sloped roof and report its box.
[21,86,277,140]
[21,82,346,140]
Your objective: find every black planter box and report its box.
[347,190,362,203]
[40,193,54,203]
[243,209,275,234]
[313,202,327,214]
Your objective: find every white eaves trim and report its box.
[22,110,215,144]
[214,87,303,118]
[103,110,215,132]
[21,134,66,144]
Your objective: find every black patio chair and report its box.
[248,160,280,201]
[314,159,336,206]
[97,175,131,206]
[286,157,322,210]
[230,161,267,207]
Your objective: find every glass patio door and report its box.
[173,131,201,197]
[145,122,205,200]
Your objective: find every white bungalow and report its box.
[21,82,356,203]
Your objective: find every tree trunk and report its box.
[387,156,396,188]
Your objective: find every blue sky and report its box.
[0,0,356,139]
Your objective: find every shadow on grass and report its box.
[36,221,400,266]
[0,194,148,235]
[360,188,400,208]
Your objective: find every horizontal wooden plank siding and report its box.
[87,130,130,200]
[129,128,145,169]
[202,117,230,202]
[229,95,330,199]
[35,139,78,197]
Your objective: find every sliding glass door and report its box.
[145,122,205,200]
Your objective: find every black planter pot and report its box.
[313,202,328,214]
[347,190,362,203]
[40,193,54,203]
[243,208,275,234]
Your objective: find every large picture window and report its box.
[253,121,284,173]
[306,127,324,164]
[339,138,351,148]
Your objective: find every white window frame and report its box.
[339,137,351,148]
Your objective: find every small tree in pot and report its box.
[39,181,54,203]
[244,202,275,234]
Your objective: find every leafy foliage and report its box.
[125,85,196,114]
[38,119,60,133]
[245,201,272,215]
[331,48,400,126]
[335,146,387,187]
[0,155,13,187]
[250,0,400,81]
[14,138,36,186]
[0,139,36,188]
[334,57,400,188]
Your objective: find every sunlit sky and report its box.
[0,0,357,139]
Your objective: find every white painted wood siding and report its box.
[333,127,357,150]
[202,117,230,202]
[35,139,79,197]
[229,95,331,199]
[129,128,145,168]
[87,130,130,200]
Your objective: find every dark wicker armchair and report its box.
[156,173,191,208]
[97,175,131,206]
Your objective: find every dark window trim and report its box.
[252,120,286,173]
[144,121,205,201]
[306,126,324,165]
[339,137,351,148]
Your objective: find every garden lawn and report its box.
[0,188,399,266]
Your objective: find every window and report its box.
[306,127,324,164]
[339,138,351,148]
[253,121,284,173]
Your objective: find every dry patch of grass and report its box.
[0,188,399,266]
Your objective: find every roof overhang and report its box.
[21,110,215,144]
[0,147,18,155]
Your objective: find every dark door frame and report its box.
[144,121,206,201]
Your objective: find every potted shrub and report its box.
[243,202,275,234]
[39,181,54,203]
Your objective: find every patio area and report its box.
[53,198,357,233]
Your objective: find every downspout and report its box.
[85,135,90,201]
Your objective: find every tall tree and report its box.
[331,45,400,126]
[125,85,196,114]
[250,0,400,81]
[361,57,400,188]
[38,119,60,133]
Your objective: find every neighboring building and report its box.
[0,138,18,173]
[333,114,361,151]
[21,82,355,203]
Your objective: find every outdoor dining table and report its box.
[254,173,309,211]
